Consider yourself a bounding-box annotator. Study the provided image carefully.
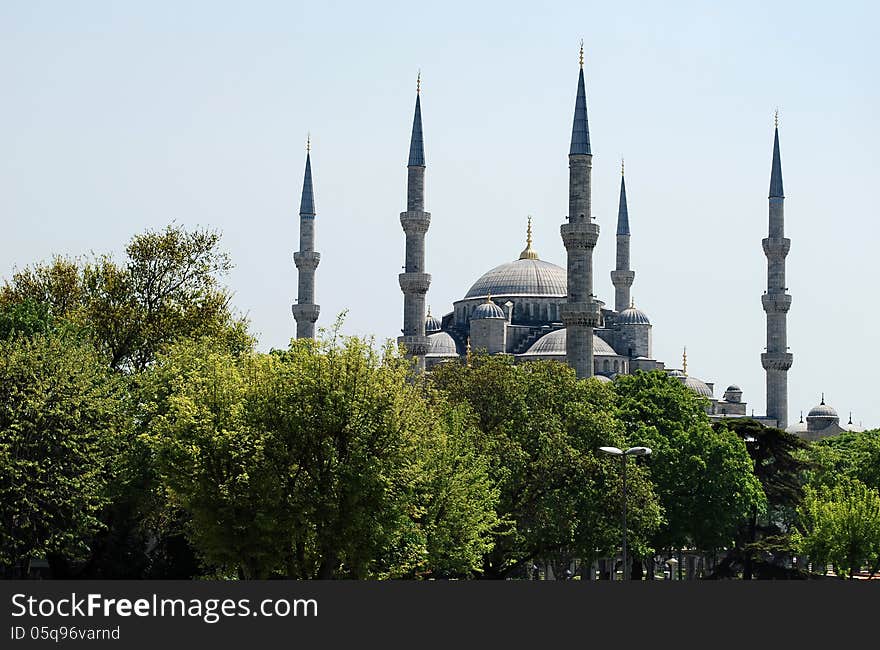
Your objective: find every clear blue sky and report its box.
[2,0,878,428]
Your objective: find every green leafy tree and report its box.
[615,371,765,562]
[713,418,811,578]
[793,477,880,579]
[0,332,125,577]
[144,327,498,579]
[431,354,661,579]
[807,429,880,494]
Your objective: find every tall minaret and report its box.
[560,43,600,378]
[292,136,320,339]
[761,112,792,428]
[398,73,431,372]
[610,159,634,313]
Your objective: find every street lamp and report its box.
[599,445,652,581]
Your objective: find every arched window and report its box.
[614,360,619,372]
[603,360,610,372]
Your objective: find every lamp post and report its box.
[599,445,652,580]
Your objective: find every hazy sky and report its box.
[2,1,878,428]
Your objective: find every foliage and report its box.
[0,332,125,575]
[793,477,880,579]
[431,354,661,579]
[614,371,766,553]
[0,224,252,372]
[806,429,880,494]
[143,326,498,579]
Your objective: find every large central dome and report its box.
[464,258,567,299]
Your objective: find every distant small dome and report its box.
[617,307,651,325]
[676,374,713,398]
[726,384,741,392]
[593,375,613,383]
[723,385,743,403]
[522,328,616,357]
[471,299,505,320]
[808,403,838,419]
[425,312,442,333]
[668,369,686,378]
[786,420,808,435]
[426,332,458,356]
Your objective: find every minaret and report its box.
[560,43,600,378]
[292,136,320,339]
[611,159,634,312]
[398,73,431,372]
[761,111,793,428]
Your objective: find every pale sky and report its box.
[2,1,878,428]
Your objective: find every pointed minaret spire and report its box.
[762,111,793,428]
[292,136,321,339]
[611,157,634,312]
[398,73,432,372]
[561,43,600,378]
[408,72,425,168]
[770,110,784,199]
[569,41,591,156]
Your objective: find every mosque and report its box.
[291,48,862,441]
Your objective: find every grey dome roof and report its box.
[472,300,505,320]
[676,375,713,398]
[521,328,617,357]
[786,420,808,435]
[593,374,613,383]
[808,403,838,419]
[726,385,742,392]
[617,306,650,325]
[425,313,442,333]
[464,258,566,299]
[426,332,458,356]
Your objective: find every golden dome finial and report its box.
[579,40,584,68]
[417,70,421,94]
[519,215,539,260]
[630,297,635,308]
[427,305,432,317]
[682,346,688,376]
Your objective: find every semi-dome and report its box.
[593,374,613,383]
[426,331,458,356]
[521,328,617,357]
[672,373,713,398]
[617,306,650,325]
[464,258,567,299]
[471,299,505,320]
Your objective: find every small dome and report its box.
[617,307,651,325]
[593,375,613,383]
[425,312,442,333]
[521,328,617,357]
[471,299,505,320]
[676,374,713,398]
[726,385,741,392]
[786,420,808,435]
[808,403,838,419]
[723,385,743,403]
[667,369,686,378]
[426,332,458,356]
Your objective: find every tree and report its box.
[793,478,880,579]
[144,327,498,579]
[0,224,252,373]
[615,371,765,563]
[807,429,880,494]
[713,418,811,578]
[431,354,661,579]
[0,331,125,577]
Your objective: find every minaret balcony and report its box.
[293,251,321,271]
[610,269,635,286]
[762,293,792,313]
[400,211,431,234]
[761,351,793,371]
[399,272,432,294]
[397,335,429,357]
[560,301,601,327]
[291,303,320,323]
[560,222,600,250]
[762,237,791,257]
